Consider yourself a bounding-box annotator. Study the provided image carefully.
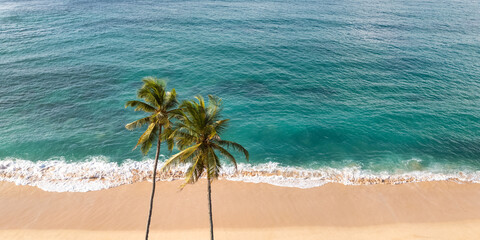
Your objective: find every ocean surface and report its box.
[1,0,480,191]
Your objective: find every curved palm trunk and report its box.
[207,175,214,240]
[145,126,162,240]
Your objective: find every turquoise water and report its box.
[1,0,480,176]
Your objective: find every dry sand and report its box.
[1,180,480,239]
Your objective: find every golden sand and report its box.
[1,180,480,239]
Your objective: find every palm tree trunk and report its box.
[207,175,214,240]
[145,126,162,240]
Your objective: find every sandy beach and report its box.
[1,180,480,239]
[2,0,480,240]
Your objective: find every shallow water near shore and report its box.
[1,0,480,191]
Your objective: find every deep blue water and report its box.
[1,0,480,173]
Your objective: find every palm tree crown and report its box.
[162,95,249,186]
[125,77,179,153]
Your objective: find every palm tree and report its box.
[125,77,179,240]
[161,95,249,240]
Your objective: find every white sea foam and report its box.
[1,156,480,192]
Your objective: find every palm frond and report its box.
[125,100,156,112]
[181,155,202,188]
[212,144,237,169]
[208,95,222,109]
[125,116,152,130]
[176,136,197,150]
[195,95,205,109]
[141,77,166,106]
[167,108,184,120]
[207,95,222,122]
[164,88,178,110]
[140,126,158,155]
[160,143,201,171]
[216,140,249,161]
[133,123,156,152]
[161,127,175,152]
[137,87,160,107]
[142,76,166,88]
[213,119,229,134]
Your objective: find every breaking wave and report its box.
[1,156,480,192]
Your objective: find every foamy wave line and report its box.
[1,156,480,192]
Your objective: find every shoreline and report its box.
[1,180,480,239]
[2,158,480,192]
